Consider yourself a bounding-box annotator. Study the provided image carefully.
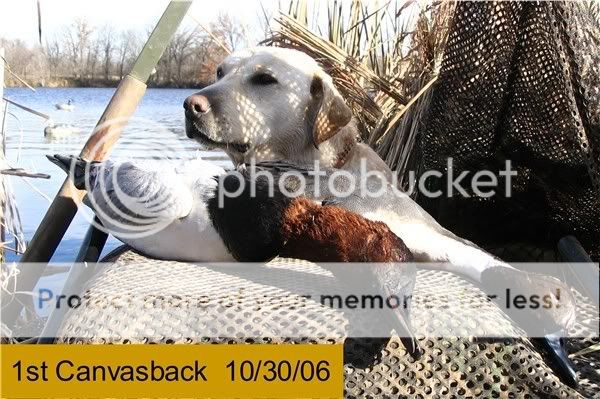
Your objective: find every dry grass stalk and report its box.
[188,15,232,55]
[1,98,28,263]
[263,13,385,135]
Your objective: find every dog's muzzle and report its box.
[184,118,249,154]
[185,117,199,139]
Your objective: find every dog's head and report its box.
[184,46,352,164]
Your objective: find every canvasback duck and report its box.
[253,161,577,333]
[47,154,420,355]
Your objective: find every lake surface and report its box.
[3,87,229,263]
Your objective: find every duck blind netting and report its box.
[415,0,599,261]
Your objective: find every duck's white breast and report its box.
[122,206,234,262]
[97,159,234,262]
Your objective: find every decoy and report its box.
[54,99,74,111]
[44,122,80,138]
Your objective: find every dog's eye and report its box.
[250,72,278,85]
[216,67,224,80]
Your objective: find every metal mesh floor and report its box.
[54,247,599,398]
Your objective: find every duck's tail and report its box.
[46,154,102,190]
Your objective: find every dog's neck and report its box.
[235,124,358,169]
[312,122,394,182]
[311,123,358,169]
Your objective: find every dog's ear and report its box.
[306,73,352,148]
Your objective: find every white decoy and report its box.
[44,123,80,138]
[54,99,74,111]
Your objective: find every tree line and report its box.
[1,14,249,88]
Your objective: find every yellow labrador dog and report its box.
[183,46,574,332]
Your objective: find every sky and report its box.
[0,0,278,45]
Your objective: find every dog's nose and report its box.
[184,94,211,116]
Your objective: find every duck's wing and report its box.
[87,162,194,232]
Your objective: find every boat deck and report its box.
[51,246,600,398]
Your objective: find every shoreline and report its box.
[5,78,211,90]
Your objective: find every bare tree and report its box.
[2,11,253,88]
[86,38,100,79]
[1,38,37,79]
[98,25,115,80]
[165,27,202,86]
[116,30,139,78]
[211,13,248,52]
[61,18,94,78]
[43,37,62,75]
[190,34,229,83]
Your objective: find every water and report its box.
[3,87,230,263]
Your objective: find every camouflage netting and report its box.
[56,248,599,398]
[415,1,600,261]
